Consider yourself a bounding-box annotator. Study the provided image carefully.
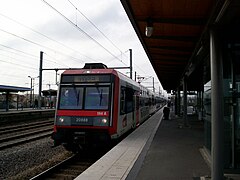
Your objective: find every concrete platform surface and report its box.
[75,109,164,180]
[134,114,211,180]
[75,108,213,180]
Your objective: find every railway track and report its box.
[0,120,53,135]
[0,119,53,150]
[30,149,107,180]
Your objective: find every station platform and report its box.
[0,108,55,114]
[0,108,55,125]
[75,107,212,180]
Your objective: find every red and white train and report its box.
[52,63,166,151]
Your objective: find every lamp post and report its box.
[152,76,155,93]
[28,76,39,108]
[28,76,33,107]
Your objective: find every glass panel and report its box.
[61,75,111,83]
[120,87,125,114]
[223,79,233,168]
[222,43,236,168]
[125,87,134,113]
[85,87,109,110]
[224,43,240,169]
[203,81,211,152]
[59,87,84,109]
[233,45,240,168]
[236,98,240,168]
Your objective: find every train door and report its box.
[131,93,139,129]
[125,87,135,129]
[135,94,140,127]
[119,86,130,134]
[132,95,136,128]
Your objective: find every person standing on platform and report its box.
[34,99,38,109]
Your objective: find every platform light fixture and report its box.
[145,18,153,37]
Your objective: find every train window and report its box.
[85,87,109,110]
[120,87,126,114]
[120,87,135,114]
[59,86,84,109]
[139,97,141,106]
[125,88,134,113]
[145,98,149,106]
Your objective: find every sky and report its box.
[0,0,165,95]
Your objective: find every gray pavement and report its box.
[133,112,211,180]
[75,107,240,180]
[75,108,212,180]
[76,108,164,180]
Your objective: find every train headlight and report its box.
[102,118,107,124]
[93,117,109,126]
[56,116,71,125]
[59,117,64,123]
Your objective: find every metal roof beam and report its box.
[149,46,193,52]
[152,59,188,64]
[147,35,198,42]
[150,52,191,57]
[137,17,207,25]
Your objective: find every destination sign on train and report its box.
[62,75,111,83]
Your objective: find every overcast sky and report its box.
[0,0,165,95]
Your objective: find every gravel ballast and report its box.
[0,137,72,179]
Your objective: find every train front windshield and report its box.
[59,86,110,110]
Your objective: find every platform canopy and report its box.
[0,85,31,111]
[120,0,235,91]
[0,85,31,93]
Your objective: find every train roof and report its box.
[61,63,155,95]
[62,68,117,75]
[61,69,165,98]
[62,68,139,86]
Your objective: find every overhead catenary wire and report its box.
[1,4,142,74]
[0,29,156,87]
[66,0,128,58]
[0,43,38,58]
[42,0,126,65]
[0,12,100,63]
[0,1,160,88]
[43,52,71,68]
[105,51,129,67]
[0,28,51,50]
[57,1,142,73]
[0,43,69,68]
[0,58,38,71]
[0,52,37,66]
[0,28,87,66]
[134,63,149,75]
[1,73,34,80]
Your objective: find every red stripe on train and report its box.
[57,110,109,116]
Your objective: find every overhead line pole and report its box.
[129,49,133,79]
[39,50,134,103]
[153,77,155,93]
[38,51,43,109]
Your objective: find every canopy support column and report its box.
[210,28,224,180]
